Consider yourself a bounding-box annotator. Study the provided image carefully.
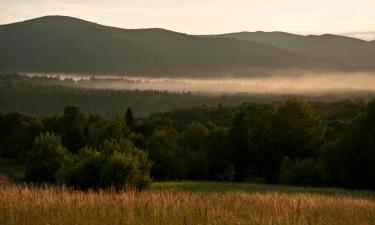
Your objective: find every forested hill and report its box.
[206,32,375,68]
[0,16,334,77]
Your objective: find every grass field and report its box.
[1,182,374,225]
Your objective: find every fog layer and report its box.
[25,72,375,95]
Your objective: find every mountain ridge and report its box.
[0,16,373,77]
[206,31,375,68]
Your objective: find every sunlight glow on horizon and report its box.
[1,0,375,40]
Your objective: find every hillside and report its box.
[209,31,375,68]
[0,16,329,77]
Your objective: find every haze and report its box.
[26,72,375,95]
[1,0,375,40]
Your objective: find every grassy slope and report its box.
[153,181,375,200]
[0,159,374,224]
[0,183,374,225]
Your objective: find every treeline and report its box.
[0,73,277,116]
[1,98,375,190]
[0,73,372,116]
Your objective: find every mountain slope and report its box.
[209,31,375,68]
[0,16,329,77]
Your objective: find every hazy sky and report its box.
[1,0,375,40]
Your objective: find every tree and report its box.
[61,106,85,153]
[321,100,375,189]
[181,122,209,179]
[26,132,70,183]
[229,103,276,182]
[57,147,103,189]
[125,108,135,128]
[100,138,152,190]
[57,138,152,190]
[146,129,187,180]
[182,122,209,151]
[0,112,42,158]
[84,115,127,149]
[272,98,325,160]
[202,127,233,180]
[84,115,110,149]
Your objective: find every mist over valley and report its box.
[24,71,375,96]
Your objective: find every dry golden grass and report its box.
[0,184,375,225]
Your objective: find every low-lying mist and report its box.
[25,72,375,95]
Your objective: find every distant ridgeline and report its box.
[1,16,375,76]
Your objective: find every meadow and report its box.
[1,182,375,225]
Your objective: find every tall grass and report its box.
[1,184,374,225]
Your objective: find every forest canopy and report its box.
[0,96,374,190]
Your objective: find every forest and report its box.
[1,73,374,116]
[1,88,374,189]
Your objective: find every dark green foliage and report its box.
[125,108,135,127]
[146,130,187,180]
[0,112,42,158]
[84,114,128,149]
[321,100,375,189]
[153,105,235,130]
[2,88,375,189]
[279,157,326,186]
[100,151,151,190]
[100,138,152,190]
[229,103,276,182]
[84,115,112,148]
[60,106,85,153]
[58,139,152,190]
[135,118,174,138]
[182,122,209,151]
[26,132,70,183]
[186,151,209,180]
[202,128,233,180]
[272,98,325,160]
[57,147,102,189]
[181,122,210,179]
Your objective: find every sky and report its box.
[1,0,375,40]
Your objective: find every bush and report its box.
[279,157,326,186]
[57,147,102,189]
[100,151,151,190]
[101,138,151,190]
[26,132,70,183]
[58,138,152,190]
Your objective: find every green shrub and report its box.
[58,138,152,190]
[26,132,70,183]
[100,151,151,190]
[279,157,326,186]
[57,147,102,189]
